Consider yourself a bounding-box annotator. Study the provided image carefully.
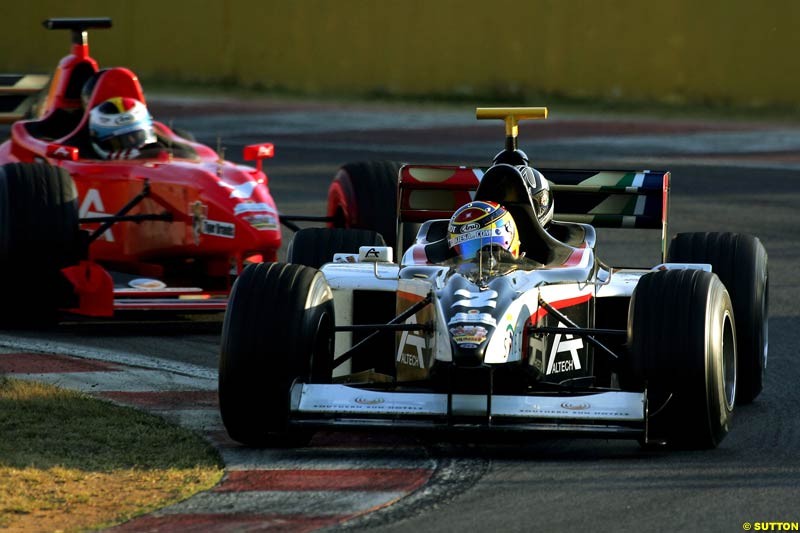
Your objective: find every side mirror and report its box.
[243,142,274,173]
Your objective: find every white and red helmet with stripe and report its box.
[89,97,156,159]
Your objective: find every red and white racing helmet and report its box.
[89,97,156,159]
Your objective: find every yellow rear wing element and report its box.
[476,107,548,161]
[476,106,548,139]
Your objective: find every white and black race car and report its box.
[218,107,768,449]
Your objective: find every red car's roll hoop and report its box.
[39,18,112,116]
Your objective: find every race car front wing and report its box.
[289,383,646,438]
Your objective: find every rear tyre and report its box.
[328,160,417,250]
[667,232,768,404]
[627,269,736,449]
[0,163,81,327]
[287,227,386,269]
[218,262,335,447]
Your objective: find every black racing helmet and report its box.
[475,163,554,227]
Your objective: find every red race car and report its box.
[0,18,282,324]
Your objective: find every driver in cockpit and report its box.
[87,97,157,160]
[79,70,194,161]
[447,200,521,261]
[447,164,554,265]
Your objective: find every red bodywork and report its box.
[0,32,281,316]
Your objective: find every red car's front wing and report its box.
[61,260,227,317]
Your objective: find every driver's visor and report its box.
[451,233,510,260]
[532,189,551,218]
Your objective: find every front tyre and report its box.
[667,232,768,404]
[0,163,81,327]
[627,269,736,449]
[218,263,335,447]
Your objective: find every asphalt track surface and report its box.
[2,99,800,532]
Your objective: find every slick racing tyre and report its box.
[0,163,81,327]
[627,269,736,449]
[327,160,415,249]
[218,262,335,447]
[667,232,768,404]
[287,227,386,269]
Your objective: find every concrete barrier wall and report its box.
[2,0,798,107]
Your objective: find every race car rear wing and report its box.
[0,74,49,123]
[397,165,671,261]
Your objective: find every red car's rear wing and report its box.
[397,165,671,261]
[0,74,49,124]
